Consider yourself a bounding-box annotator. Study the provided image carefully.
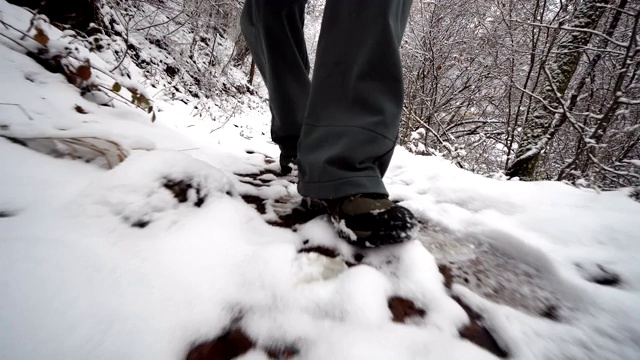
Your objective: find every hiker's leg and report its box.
[240,0,310,157]
[297,0,413,199]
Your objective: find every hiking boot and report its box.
[279,153,296,175]
[290,197,327,222]
[324,194,417,247]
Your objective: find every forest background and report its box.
[7,0,639,190]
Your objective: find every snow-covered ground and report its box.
[1,1,640,359]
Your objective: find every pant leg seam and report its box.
[303,122,397,143]
[302,175,382,185]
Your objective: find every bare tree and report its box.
[506,0,611,179]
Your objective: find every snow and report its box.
[1,1,640,359]
[385,149,640,358]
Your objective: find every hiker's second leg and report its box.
[297,0,416,246]
[241,0,310,171]
[298,0,413,199]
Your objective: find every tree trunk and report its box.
[249,59,256,85]
[556,0,629,181]
[506,0,610,179]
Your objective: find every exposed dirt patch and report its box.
[163,179,206,207]
[437,265,508,357]
[235,169,286,182]
[587,265,622,287]
[438,264,454,289]
[187,327,254,360]
[297,245,362,268]
[0,210,16,218]
[591,272,621,287]
[453,296,509,358]
[352,252,366,264]
[241,195,266,215]
[388,296,426,323]
[268,212,304,228]
[264,345,299,359]
[298,246,340,258]
[186,320,299,360]
[237,176,270,188]
[235,164,324,230]
[540,304,560,321]
[131,219,150,229]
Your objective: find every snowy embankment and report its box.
[1,1,640,359]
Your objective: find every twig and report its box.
[0,18,37,41]
[403,106,455,157]
[515,20,629,48]
[134,6,188,31]
[0,31,31,52]
[0,103,34,121]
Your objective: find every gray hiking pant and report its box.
[241,0,412,199]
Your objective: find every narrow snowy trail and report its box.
[1,1,640,359]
